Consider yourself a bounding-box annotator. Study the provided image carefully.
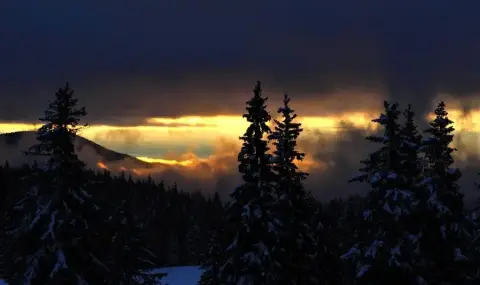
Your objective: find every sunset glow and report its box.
[97,161,108,170]
[2,107,480,176]
[426,109,480,133]
[136,156,196,166]
[0,123,40,133]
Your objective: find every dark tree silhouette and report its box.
[268,94,319,284]
[417,101,477,284]
[4,83,112,284]
[218,81,280,285]
[343,101,424,285]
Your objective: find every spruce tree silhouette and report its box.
[399,104,424,187]
[4,83,112,284]
[106,173,166,285]
[198,192,225,285]
[343,101,424,285]
[417,101,478,284]
[218,81,280,285]
[268,94,319,284]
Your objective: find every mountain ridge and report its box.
[0,131,161,172]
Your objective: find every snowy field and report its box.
[0,266,204,285]
[151,266,204,284]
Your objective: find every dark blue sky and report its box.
[1,0,480,123]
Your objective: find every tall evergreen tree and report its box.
[218,81,280,285]
[186,221,202,265]
[198,230,223,285]
[397,104,428,240]
[466,179,480,283]
[343,101,424,284]
[198,192,226,285]
[107,180,165,285]
[268,94,319,283]
[399,104,424,186]
[320,197,363,285]
[4,83,111,284]
[421,101,462,209]
[417,101,477,283]
[0,162,14,280]
[475,174,480,213]
[167,233,180,266]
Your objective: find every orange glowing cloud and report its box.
[425,108,480,162]
[0,123,40,133]
[97,161,109,170]
[3,103,480,178]
[426,109,480,133]
[136,156,196,166]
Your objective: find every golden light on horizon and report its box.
[0,112,382,135]
[1,110,478,141]
[2,109,480,175]
[426,109,480,133]
[299,112,380,133]
[146,115,249,128]
[136,156,196,166]
[0,123,40,134]
[0,113,384,148]
[146,112,381,136]
[424,108,480,161]
[98,161,151,176]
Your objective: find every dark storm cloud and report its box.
[1,0,480,123]
[302,124,480,206]
[303,125,375,201]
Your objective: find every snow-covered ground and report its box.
[0,266,204,285]
[152,266,204,284]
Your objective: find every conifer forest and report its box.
[1,81,480,285]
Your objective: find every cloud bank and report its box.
[1,1,480,124]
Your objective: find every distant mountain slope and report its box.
[0,131,162,173]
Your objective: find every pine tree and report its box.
[186,221,202,265]
[198,192,226,285]
[417,101,477,283]
[472,177,480,282]
[0,162,11,280]
[198,230,223,285]
[218,81,280,285]
[342,101,424,284]
[399,104,424,186]
[167,233,180,266]
[108,181,165,285]
[267,94,319,283]
[397,104,428,232]
[146,181,169,265]
[474,173,480,213]
[320,198,358,285]
[4,83,112,284]
[466,180,480,283]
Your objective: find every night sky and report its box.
[1,1,480,202]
